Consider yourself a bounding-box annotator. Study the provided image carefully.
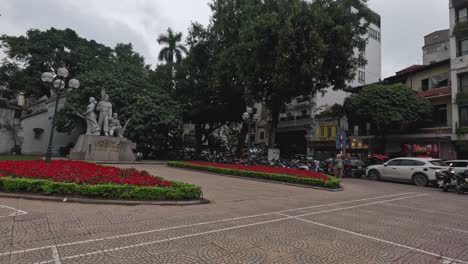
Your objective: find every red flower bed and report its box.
[187,161,330,181]
[0,160,172,187]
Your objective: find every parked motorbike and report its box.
[436,167,457,192]
[455,170,468,195]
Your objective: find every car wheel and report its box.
[368,170,380,181]
[412,173,428,187]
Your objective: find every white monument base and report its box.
[268,148,280,161]
[70,135,136,162]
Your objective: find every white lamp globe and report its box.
[53,79,65,90]
[41,72,54,83]
[57,67,69,78]
[68,79,80,89]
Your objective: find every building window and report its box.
[460,106,468,127]
[458,38,468,57]
[259,131,265,140]
[458,8,468,23]
[431,105,447,127]
[320,127,325,138]
[368,27,380,42]
[421,79,429,91]
[459,74,468,91]
[327,127,332,138]
[358,70,365,84]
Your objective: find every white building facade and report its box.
[450,0,468,158]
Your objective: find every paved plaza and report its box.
[0,164,467,263]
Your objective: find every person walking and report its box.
[334,154,344,179]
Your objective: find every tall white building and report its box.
[277,5,381,158]
[450,0,468,158]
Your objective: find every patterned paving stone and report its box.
[0,165,468,263]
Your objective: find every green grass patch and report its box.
[0,155,42,161]
[167,161,340,189]
[0,177,202,200]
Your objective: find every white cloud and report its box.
[0,0,450,77]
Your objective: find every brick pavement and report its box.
[0,164,467,263]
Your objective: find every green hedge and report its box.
[0,177,202,200]
[167,161,340,189]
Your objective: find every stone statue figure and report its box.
[96,94,112,136]
[108,113,123,137]
[84,97,100,136]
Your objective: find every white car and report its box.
[445,160,468,173]
[366,157,448,187]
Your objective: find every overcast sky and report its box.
[0,0,449,78]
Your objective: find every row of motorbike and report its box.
[435,166,468,194]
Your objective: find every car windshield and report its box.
[348,159,365,166]
[429,160,447,166]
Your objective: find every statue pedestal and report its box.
[70,135,136,162]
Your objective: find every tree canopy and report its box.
[344,83,433,136]
[206,0,373,145]
[55,42,182,147]
[0,28,113,97]
[157,28,188,64]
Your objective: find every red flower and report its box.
[0,160,172,187]
[187,161,330,181]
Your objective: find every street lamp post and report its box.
[41,67,80,162]
[242,107,259,165]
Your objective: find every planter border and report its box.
[0,192,210,206]
[0,177,202,201]
[167,161,341,190]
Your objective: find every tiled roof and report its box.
[396,65,424,75]
[416,86,450,98]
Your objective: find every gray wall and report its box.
[20,98,81,156]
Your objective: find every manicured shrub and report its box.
[0,177,202,200]
[167,161,340,189]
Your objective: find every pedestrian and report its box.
[334,154,344,179]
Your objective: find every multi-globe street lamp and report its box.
[41,67,80,162]
[242,107,259,164]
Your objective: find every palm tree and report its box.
[157,28,188,64]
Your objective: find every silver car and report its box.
[445,160,468,173]
[366,157,448,187]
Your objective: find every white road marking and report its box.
[52,246,61,264]
[382,202,468,219]
[291,194,427,218]
[24,194,424,263]
[0,192,415,257]
[293,217,468,264]
[448,228,468,234]
[0,204,28,218]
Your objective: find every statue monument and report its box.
[70,92,136,162]
[96,94,112,136]
[83,97,100,136]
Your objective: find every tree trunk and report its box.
[236,123,248,158]
[268,98,280,147]
[195,123,203,156]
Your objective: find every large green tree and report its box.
[343,83,433,151]
[55,43,182,148]
[208,0,372,146]
[0,28,113,97]
[174,23,245,154]
[157,28,188,64]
